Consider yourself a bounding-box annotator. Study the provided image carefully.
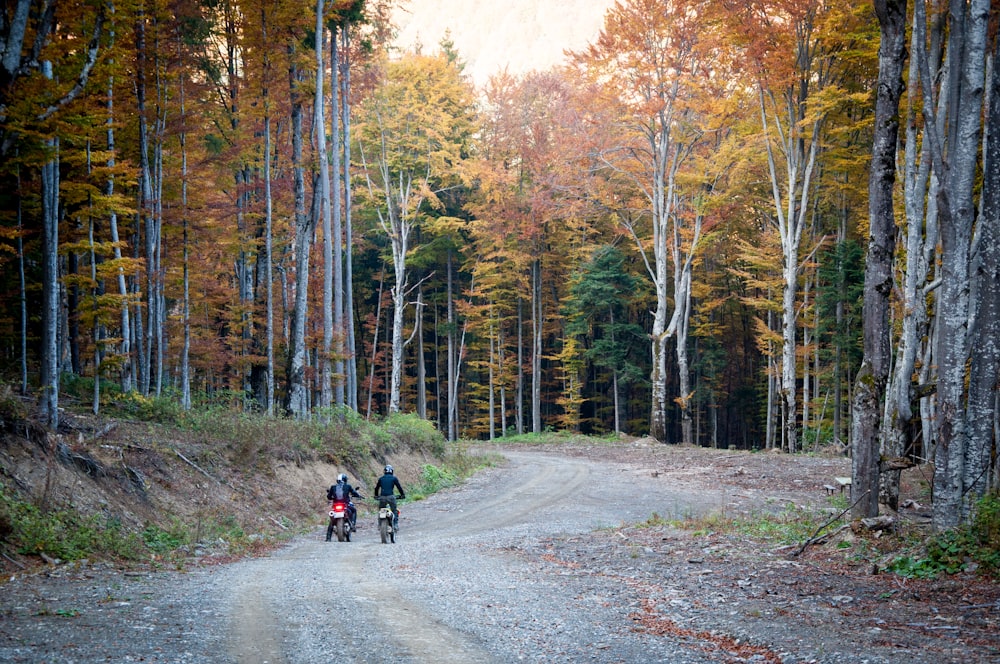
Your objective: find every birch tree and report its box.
[572,0,718,443]
[356,52,475,414]
[745,1,838,453]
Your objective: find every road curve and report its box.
[218,447,723,663]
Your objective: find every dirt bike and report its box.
[326,500,353,542]
[376,499,398,544]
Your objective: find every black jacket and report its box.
[374,474,405,500]
[327,482,361,502]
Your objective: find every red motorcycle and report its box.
[326,500,352,542]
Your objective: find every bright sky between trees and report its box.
[391,0,616,88]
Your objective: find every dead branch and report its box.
[791,489,870,557]
[2,551,26,569]
[173,448,237,492]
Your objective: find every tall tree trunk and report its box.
[883,12,937,507]
[851,0,906,520]
[416,287,427,419]
[366,266,385,419]
[135,11,154,396]
[286,54,314,418]
[40,62,60,428]
[16,161,27,394]
[964,37,1000,504]
[341,27,358,411]
[489,332,496,441]
[178,36,191,411]
[263,39,275,416]
[106,61,132,393]
[917,0,990,528]
[516,298,524,435]
[447,250,457,439]
[314,4,333,412]
[532,258,542,433]
[331,27,345,409]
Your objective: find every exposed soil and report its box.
[1,420,998,663]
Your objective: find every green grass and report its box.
[675,503,837,546]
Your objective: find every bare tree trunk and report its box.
[341,27,358,411]
[16,161,27,394]
[883,12,937,507]
[532,259,542,433]
[446,251,458,439]
[105,63,132,394]
[965,40,1000,504]
[135,11,153,396]
[489,332,496,441]
[286,55,314,418]
[315,4,333,412]
[851,0,906,520]
[330,27,345,409]
[916,0,990,528]
[40,62,60,428]
[416,287,427,419]
[366,266,385,419]
[179,41,191,411]
[263,79,275,416]
[88,199,100,415]
[516,298,524,435]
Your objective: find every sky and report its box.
[391,0,617,88]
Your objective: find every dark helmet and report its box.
[384,465,394,475]
[337,473,347,483]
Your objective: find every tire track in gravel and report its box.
[222,448,717,663]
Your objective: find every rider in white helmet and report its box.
[326,473,363,533]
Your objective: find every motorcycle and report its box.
[326,500,353,542]
[377,500,398,544]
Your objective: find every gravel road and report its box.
[1,447,728,663]
[5,445,994,663]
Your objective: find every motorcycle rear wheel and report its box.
[335,519,346,542]
[379,518,389,544]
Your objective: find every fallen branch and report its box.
[790,489,870,557]
[269,516,288,530]
[89,421,119,441]
[173,448,237,492]
[2,551,26,569]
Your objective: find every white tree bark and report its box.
[314,2,333,412]
[964,41,1000,506]
[286,61,315,418]
[40,60,60,428]
[915,0,991,529]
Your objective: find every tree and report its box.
[912,0,994,528]
[572,0,722,443]
[850,0,906,520]
[356,51,475,414]
[564,245,646,434]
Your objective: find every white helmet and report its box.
[338,473,347,483]
[384,465,393,475]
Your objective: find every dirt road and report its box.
[219,448,724,663]
[3,443,996,663]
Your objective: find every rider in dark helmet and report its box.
[327,473,363,532]
[373,464,405,531]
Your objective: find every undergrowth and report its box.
[678,502,830,546]
[888,491,1000,579]
[1,388,485,569]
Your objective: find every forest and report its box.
[0,0,998,529]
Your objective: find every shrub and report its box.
[888,492,1000,579]
[383,413,445,456]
